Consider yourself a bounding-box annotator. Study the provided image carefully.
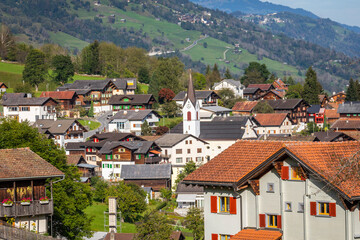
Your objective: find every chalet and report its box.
[307,105,325,125]
[0,82,8,93]
[108,109,161,135]
[266,99,310,124]
[331,118,360,132]
[155,134,209,186]
[33,119,87,148]
[243,87,262,101]
[213,79,245,98]
[108,94,156,112]
[108,78,137,95]
[318,94,329,107]
[252,113,293,135]
[232,101,258,116]
[330,92,346,104]
[99,140,162,181]
[67,155,98,182]
[247,83,275,92]
[40,91,77,110]
[0,148,64,234]
[183,140,360,240]
[199,106,232,121]
[82,132,145,166]
[337,102,360,118]
[273,79,288,91]
[313,131,355,142]
[65,142,84,156]
[2,92,31,101]
[173,90,220,107]
[256,90,285,100]
[57,79,117,112]
[3,97,57,123]
[121,164,172,197]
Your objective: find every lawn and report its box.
[157,117,183,129]
[48,31,89,51]
[138,83,148,94]
[78,119,101,130]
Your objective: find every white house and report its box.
[3,97,57,123]
[183,140,360,240]
[33,119,87,148]
[155,133,209,186]
[108,109,161,135]
[213,79,244,98]
[173,90,221,108]
[252,113,293,136]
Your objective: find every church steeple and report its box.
[183,70,200,137]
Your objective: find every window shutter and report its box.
[259,214,266,227]
[187,111,191,121]
[329,203,336,217]
[229,197,237,214]
[211,196,217,213]
[310,202,317,216]
[277,215,282,229]
[211,234,218,240]
[281,166,289,180]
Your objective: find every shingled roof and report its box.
[184,140,360,199]
[267,99,308,110]
[0,148,64,180]
[155,134,207,147]
[34,119,87,134]
[2,97,57,106]
[110,109,161,121]
[173,90,219,101]
[313,131,355,142]
[338,102,360,114]
[247,84,274,91]
[253,113,288,126]
[108,78,137,90]
[232,101,259,112]
[40,91,76,100]
[108,94,155,105]
[66,80,111,91]
[121,164,172,180]
[331,118,360,130]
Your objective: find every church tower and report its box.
[183,70,200,137]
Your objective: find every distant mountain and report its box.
[191,0,319,19]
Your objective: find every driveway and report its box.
[83,111,112,139]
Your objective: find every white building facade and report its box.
[213,79,244,98]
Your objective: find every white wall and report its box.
[255,117,293,135]
[102,161,135,181]
[15,215,48,234]
[4,106,56,123]
[213,81,243,98]
[206,140,236,160]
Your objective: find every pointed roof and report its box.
[183,71,197,107]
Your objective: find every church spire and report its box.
[183,69,197,107]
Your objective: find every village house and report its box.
[213,79,245,98]
[173,90,220,107]
[3,97,57,123]
[337,102,360,118]
[33,119,87,148]
[0,82,8,93]
[324,108,340,124]
[175,183,204,216]
[199,106,232,121]
[109,78,137,95]
[252,113,293,135]
[121,164,172,198]
[266,99,310,124]
[306,105,325,126]
[330,92,346,104]
[247,83,275,93]
[108,94,156,112]
[232,101,259,116]
[243,87,262,101]
[155,134,209,186]
[65,142,84,156]
[0,148,64,234]
[99,140,162,181]
[312,131,355,142]
[40,91,79,118]
[66,155,98,183]
[183,140,360,240]
[272,79,288,91]
[108,109,161,135]
[318,94,329,107]
[256,90,285,100]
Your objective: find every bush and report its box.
[156,201,167,210]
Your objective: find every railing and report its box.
[0,200,53,218]
[0,221,55,240]
[145,157,162,164]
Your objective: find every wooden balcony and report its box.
[0,200,53,217]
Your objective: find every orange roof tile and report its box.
[230,229,282,240]
[184,140,360,199]
[232,101,258,112]
[325,109,340,119]
[254,113,288,126]
[40,91,76,100]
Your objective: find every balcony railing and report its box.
[0,200,53,218]
[145,157,162,164]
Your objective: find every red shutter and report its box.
[310,202,317,216]
[329,203,336,217]
[259,214,266,227]
[211,234,218,240]
[187,111,191,121]
[229,197,237,214]
[211,196,217,213]
[277,215,282,229]
[281,166,289,180]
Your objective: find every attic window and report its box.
[39,124,43,127]
[58,124,62,127]
[123,98,129,102]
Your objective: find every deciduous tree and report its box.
[135,211,173,240]
[185,207,204,240]
[175,161,197,187]
[141,120,152,136]
[0,24,14,60]
[23,49,47,91]
[159,88,175,103]
[253,100,274,113]
[51,55,75,85]
[193,72,207,90]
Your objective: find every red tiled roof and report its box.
[0,82,7,88]
[254,113,288,126]
[247,84,273,91]
[325,109,340,119]
[0,148,64,180]
[184,140,360,199]
[331,118,360,130]
[40,91,76,100]
[232,101,258,112]
[230,229,282,240]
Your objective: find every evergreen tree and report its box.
[302,67,322,104]
[141,120,152,136]
[22,49,47,91]
[81,40,100,75]
[241,62,270,86]
[207,63,221,88]
[205,65,211,76]
[346,78,358,102]
[138,67,150,84]
[286,76,296,86]
[51,55,75,85]
[88,101,94,117]
[224,68,232,79]
[185,208,204,240]
[193,72,207,90]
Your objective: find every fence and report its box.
[0,222,55,240]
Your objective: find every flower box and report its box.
[3,203,13,207]
[40,200,49,204]
[2,199,13,206]
[21,202,30,206]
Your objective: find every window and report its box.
[187,111,191,121]
[106,155,112,160]
[219,197,229,213]
[92,156,96,161]
[187,149,191,154]
[189,140,192,144]
[117,122,125,129]
[176,149,182,154]
[318,202,330,215]
[291,167,301,180]
[285,202,292,212]
[136,154,141,160]
[298,203,304,213]
[21,107,29,111]
[267,183,274,193]
[186,157,192,162]
[220,235,231,240]
[197,148,202,153]
[196,157,202,162]
[185,140,188,144]
[176,158,182,163]
[114,164,121,168]
[114,154,120,160]
[118,148,125,152]
[8,107,18,111]
[267,214,278,228]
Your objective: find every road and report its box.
[83,110,112,139]
[180,34,208,52]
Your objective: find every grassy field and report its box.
[48,31,89,51]
[78,119,101,130]
[138,83,148,94]
[157,117,183,129]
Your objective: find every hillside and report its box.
[1,0,360,92]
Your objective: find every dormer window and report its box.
[58,124,62,127]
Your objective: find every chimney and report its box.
[108,197,117,233]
